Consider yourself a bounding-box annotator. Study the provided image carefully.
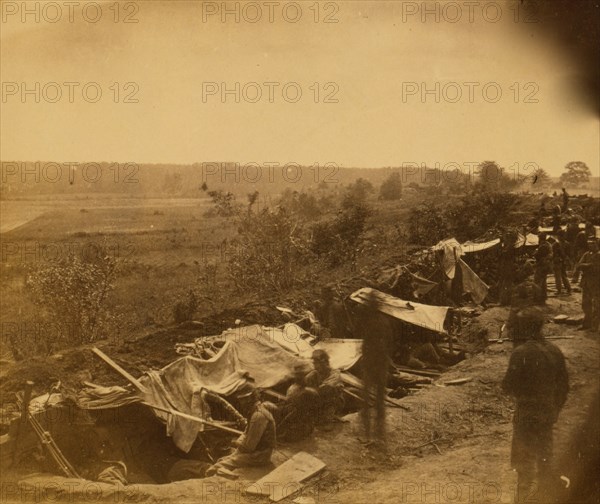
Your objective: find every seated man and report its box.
[277,364,319,441]
[305,350,344,423]
[206,381,276,475]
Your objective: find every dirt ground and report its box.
[1,288,598,504]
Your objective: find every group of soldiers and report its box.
[533,221,600,332]
[206,348,344,476]
[503,198,599,502]
[202,202,598,502]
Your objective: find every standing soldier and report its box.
[534,233,553,303]
[551,232,571,296]
[564,218,579,266]
[498,229,518,306]
[502,308,569,503]
[560,187,569,213]
[572,225,589,284]
[574,240,600,332]
[354,292,394,447]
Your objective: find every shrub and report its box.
[311,203,371,266]
[173,290,199,323]
[408,202,449,246]
[228,207,313,295]
[23,252,118,357]
[379,172,403,200]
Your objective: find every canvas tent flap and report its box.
[432,238,463,279]
[76,383,140,410]
[458,259,489,304]
[267,324,362,370]
[350,288,450,334]
[461,238,500,253]
[515,233,539,248]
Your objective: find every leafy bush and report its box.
[23,252,118,357]
[342,178,373,209]
[278,189,327,221]
[173,289,199,323]
[446,189,519,240]
[408,202,450,246]
[228,207,313,295]
[202,186,241,217]
[311,203,371,266]
[379,172,403,200]
[477,161,518,192]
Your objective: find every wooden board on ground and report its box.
[246,451,326,502]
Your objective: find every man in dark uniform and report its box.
[534,233,553,302]
[354,292,394,446]
[314,285,352,339]
[560,187,569,213]
[502,308,569,503]
[498,230,518,306]
[574,240,600,331]
[572,226,589,284]
[551,232,571,295]
[564,218,579,265]
[278,364,319,441]
[305,349,343,424]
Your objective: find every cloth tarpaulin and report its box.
[515,233,539,247]
[140,328,305,451]
[461,238,501,253]
[432,238,463,279]
[213,324,362,372]
[407,271,438,298]
[76,383,139,410]
[77,325,363,452]
[350,287,450,334]
[458,258,489,304]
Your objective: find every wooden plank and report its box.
[394,366,441,378]
[246,451,326,502]
[340,373,409,410]
[140,402,243,436]
[91,347,147,393]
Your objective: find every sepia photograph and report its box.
[1,1,599,502]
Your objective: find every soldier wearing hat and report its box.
[305,349,343,424]
[574,239,600,331]
[533,233,553,302]
[502,308,569,502]
[206,377,276,476]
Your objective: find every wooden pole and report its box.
[141,402,243,436]
[91,347,147,393]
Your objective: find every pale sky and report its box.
[1,0,598,177]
